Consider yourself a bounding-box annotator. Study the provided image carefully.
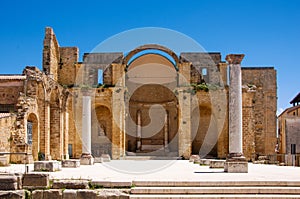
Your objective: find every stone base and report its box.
[34,161,61,172]
[80,153,94,165]
[199,159,211,166]
[62,159,80,168]
[224,154,248,173]
[0,155,9,166]
[210,160,225,168]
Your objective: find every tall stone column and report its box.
[80,92,94,165]
[224,54,248,173]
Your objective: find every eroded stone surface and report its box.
[52,180,89,189]
[22,173,49,189]
[34,161,61,172]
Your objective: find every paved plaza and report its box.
[1,160,300,182]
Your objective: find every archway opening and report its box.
[27,113,39,161]
[92,105,112,157]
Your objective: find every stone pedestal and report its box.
[62,159,80,168]
[225,54,248,173]
[224,154,248,173]
[80,153,94,165]
[34,161,61,172]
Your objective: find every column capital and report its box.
[226,54,245,65]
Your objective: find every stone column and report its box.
[224,54,248,173]
[80,92,94,165]
[137,110,142,151]
[164,111,169,152]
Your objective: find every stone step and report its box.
[131,187,300,195]
[132,180,300,187]
[129,194,300,199]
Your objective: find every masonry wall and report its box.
[58,47,79,86]
[0,80,24,106]
[0,115,15,164]
[285,118,300,154]
[242,67,277,156]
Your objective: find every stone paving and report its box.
[1,160,300,182]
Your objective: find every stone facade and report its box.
[278,93,300,155]
[0,27,277,163]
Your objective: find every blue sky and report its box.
[0,0,299,112]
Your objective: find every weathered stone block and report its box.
[199,159,211,166]
[101,154,111,162]
[43,190,62,199]
[62,159,80,168]
[0,155,9,166]
[224,161,248,173]
[52,180,89,189]
[34,161,61,172]
[77,190,97,199]
[22,173,49,189]
[62,189,77,199]
[189,155,200,163]
[80,154,94,165]
[32,190,43,199]
[0,175,18,190]
[210,160,225,168]
[0,190,25,199]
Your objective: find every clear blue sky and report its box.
[0,0,299,113]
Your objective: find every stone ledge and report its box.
[62,159,80,168]
[34,161,61,172]
[52,180,89,189]
[90,180,132,188]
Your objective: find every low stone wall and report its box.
[0,173,130,199]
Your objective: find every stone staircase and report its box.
[130,180,300,198]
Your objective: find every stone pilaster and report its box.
[224,54,248,173]
[178,88,191,159]
[80,90,94,165]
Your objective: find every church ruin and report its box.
[0,27,277,165]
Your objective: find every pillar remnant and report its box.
[224,54,248,173]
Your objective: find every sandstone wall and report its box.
[242,67,277,156]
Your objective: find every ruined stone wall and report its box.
[180,53,224,85]
[0,115,14,152]
[242,89,256,161]
[0,80,24,107]
[242,67,277,156]
[43,27,60,81]
[58,47,79,86]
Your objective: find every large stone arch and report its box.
[91,105,112,157]
[123,44,179,67]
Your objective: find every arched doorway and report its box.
[27,113,39,160]
[125,51,179,156]
[92,105,112,157]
